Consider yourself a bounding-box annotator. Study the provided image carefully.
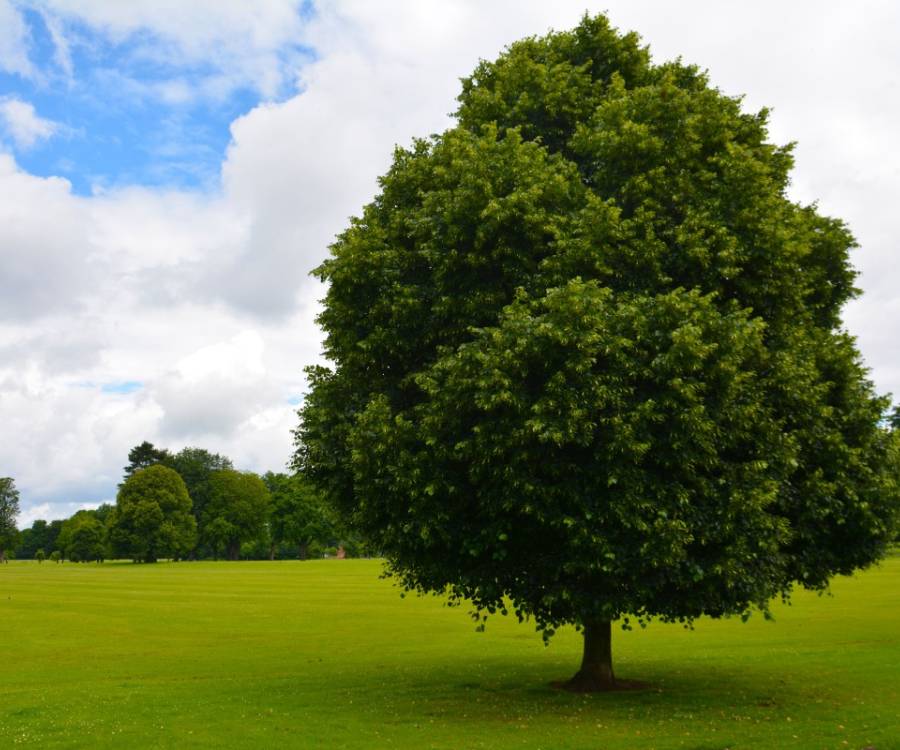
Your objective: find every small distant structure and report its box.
[336,545,346,559]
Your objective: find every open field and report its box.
[2,555,898,749]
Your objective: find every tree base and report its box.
[553,675,651,693]
[567,667,615,692]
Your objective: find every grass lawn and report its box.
[1,554,898,749]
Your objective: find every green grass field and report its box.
[2,555,898,749]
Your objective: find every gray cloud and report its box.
[0,326,106,374]
[152,331,280,438]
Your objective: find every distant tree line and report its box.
[6,443,364,563]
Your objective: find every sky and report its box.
[2,1,898,527]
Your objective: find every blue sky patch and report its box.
[100,381,143,395]
[0,6,316,195]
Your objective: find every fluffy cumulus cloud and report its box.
[154,331,277,438]
[1,0,899,525]
[0,156,89,319]
[0,97,60,149]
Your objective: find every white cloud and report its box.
[154,331,278,439]
[29,0,310,101]
[17,503,51,528]
[0,363,163,507]
[40,9,74,78]
[0,97,60,149]
[0,155,90,319]
[17,501,104,528]
[0,0,34,78]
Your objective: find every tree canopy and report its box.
[265,472,336,559]
[17,520,51,559]
[58,511,106,563]
[169,447,234,556]
[202,470,271,561]
[123,441,172,480]
[295,14,900,690]
[109,465,197,563]
[16,519,63,560]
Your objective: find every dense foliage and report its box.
[15,519,62,559]
[123,441,172,479]
[109,465,197,563]
[169,447,233,556]
[265,472,339,559]
[295,14,900,688]
[58,510,107,563]
[202,470,271,560]
[13,442,350,563]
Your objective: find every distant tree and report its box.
[295,14,900,690]
[46,519,63,554]
[123,441,173,480]
[55,514,77,558]
[49,550,61,563]
[58,511,106,562]
[109,465,196,562]
[264,472,336,559]
[202,470,271,561]
[169,447,233,555]
[0,477,20,563]
[35,548,45,563]
[239,533,273,561]
[16,518,46,559]
[43,507,112,561]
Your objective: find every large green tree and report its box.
[0,477,20,562]
[202,470,271,561]
[294,14,900,690]
[109,465,197,562]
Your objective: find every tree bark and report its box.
[567,620,615,691]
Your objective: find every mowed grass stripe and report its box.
[2,556,898,749]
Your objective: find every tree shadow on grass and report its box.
[320,656,814,724]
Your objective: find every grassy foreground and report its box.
[1,556,898,749]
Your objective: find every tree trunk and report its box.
[227,541,240,561]
[268,542,275,561]
[298,543,308,560]
[567,620,615,691]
